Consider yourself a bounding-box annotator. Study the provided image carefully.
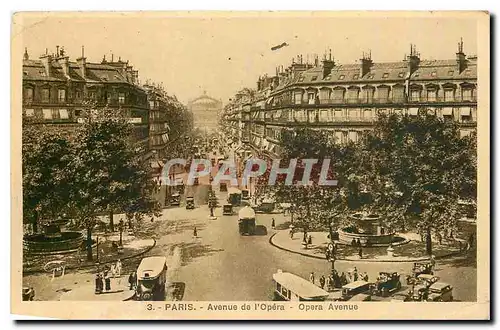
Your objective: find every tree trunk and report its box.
[32,211,39,234]
[86,226,93,261]
[425,226,432,256]
[109,209,114,232]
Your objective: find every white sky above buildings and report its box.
[17,12,478,104]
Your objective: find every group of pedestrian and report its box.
[94,259,123,295]
[309,266,370,292]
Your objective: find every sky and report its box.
[15,12,479,105]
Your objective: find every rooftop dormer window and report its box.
[398,72,405,78]
[431,71,437,77]
[324,75,331,80]
[448,70,454,76]
[367,74,374,79]
[339,75,345,80]
[353,74,359,80]
[414,72,420,77]
[298,77,305,82]
[311,76,318,81]
[382,73,389,78]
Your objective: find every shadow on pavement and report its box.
[438,249,477,269]
[254,225,268,236]
[167,282,186,301]
[275,221,291,230]
[175,242,224,266]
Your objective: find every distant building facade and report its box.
[22,46,151,161]
[221,41,477,159]
[188,91,223,133]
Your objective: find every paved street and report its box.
[141,183,477,302]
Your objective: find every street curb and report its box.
[269,233,469,263]
[23,238,157,275]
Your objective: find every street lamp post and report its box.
[325,242,337,275]
[118,219,124,246]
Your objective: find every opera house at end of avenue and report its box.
[188,91,223,133]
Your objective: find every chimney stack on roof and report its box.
[322,49,335,78]
[405,44,420,75]
[23,47,29,61]
[76,45,87,79]
[456,37,467,73]
[360,51,373,77]
[39,53,53,77]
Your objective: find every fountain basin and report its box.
[23,231,84,254]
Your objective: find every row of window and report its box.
[23,86,142,105]
[248,107,476,123]
[253,128,475,149]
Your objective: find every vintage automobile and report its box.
[371,272,402,297]
[135,256,168,301]
[223,203,233,215]
[407,262,434,284]
[272,270,330,301]
[238,206,256,235]
[22,286,35,301]
[329,281,373,301]
[227,187,242,206]
[407,274,441,301]
[390,291,411,302]
[427,282,454,302]
[241,189,250,201]
[185,196,195,210]
[252,198,276,214]
[170,192,181,206]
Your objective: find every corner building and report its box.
[21,46,151,161]
[222,41,477,159]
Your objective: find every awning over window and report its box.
[59,109,69,119]
[442,107,454,116]
[460,107,472,116]
[409,108,419,116]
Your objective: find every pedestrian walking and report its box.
[356,238,361,247]
[116,259,122,278]
[325,275,331,291]
[469,233,475,248]
[271,218,276,230]
[308,234,313,245]
[319,275,326,289]
[353,267,359,281]
[110,263,117,278]
[458,240,463,252]
[95,273,102,294]
[303,230,308,243]
[104,271,111,292]
[351,238,357,247]
[340,272,348,286]
[309,272,315,284]
[358,246,363,259]
[363,272,369,282]
[437,232,443,245]
[430,255,436,271]
[289,228,294,239]
[193,226,198,238]
[128,271,137,290]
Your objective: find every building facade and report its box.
[22,46,151,161]
[221,41,477,159]
[188,91,223,133]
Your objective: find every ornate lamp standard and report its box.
[118,219,124,246]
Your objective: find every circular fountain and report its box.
[338,213,404,247]
[23,219,84,254]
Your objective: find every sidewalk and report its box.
[270,230,440,263]
[24,235,156,274]
[59,275,135,301]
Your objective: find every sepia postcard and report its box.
[11,11,490,320]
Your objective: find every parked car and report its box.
[407,262,434,284]
[427,282,454,302]
[407,274,441,301]
[371,272,402,297]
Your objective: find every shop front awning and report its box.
[442,107,454,116]
[460,107,471,116]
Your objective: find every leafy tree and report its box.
[70,108,159,260]
[362,111,476,255]
[22,119,74,233]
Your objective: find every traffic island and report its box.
[270,230,467,263]
[23,234,156,275]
